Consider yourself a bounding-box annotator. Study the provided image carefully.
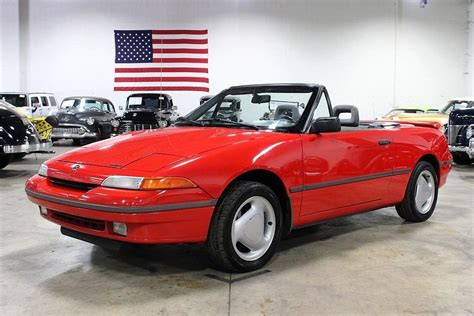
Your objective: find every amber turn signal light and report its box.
[140,177,197,190]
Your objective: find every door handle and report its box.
[378,139,391,146]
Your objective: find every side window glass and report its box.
[109,103,116,113]
[40,96,49,107]
[49,96,57,107]
[310,92,330,123]
[31,97,40,106]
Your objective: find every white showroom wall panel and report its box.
[5,0,472,118]
[0,0,21,91]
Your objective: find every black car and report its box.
[0,101,52,169]
[112,93,178,135]
[199,95,241,122]
[52,97,117,145]
[448,108,474,165]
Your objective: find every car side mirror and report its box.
[172,105,177,111]
[310,117,341,133]
[119,106,123,111]
[31,102,40,112]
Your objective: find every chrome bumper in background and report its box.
[449,139,474,159]
[52,125,97,139]
[3,141,53,154]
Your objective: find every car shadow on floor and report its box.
[2,208,432,305]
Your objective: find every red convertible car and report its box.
[26,84,452,272]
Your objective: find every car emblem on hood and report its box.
[71,164,81,171]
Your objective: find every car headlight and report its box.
[86,117,95,125]
[158,120,168,128]
[38,164,48,177]
[101,176,196,190]
[466,124,473,139]
[111,119,120,128]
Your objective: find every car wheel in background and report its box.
[12,153,27,160]
[452,153,473,165]
[0,154,13,169]
[207,181,283,272]
[396,161,439,222]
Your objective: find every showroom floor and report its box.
[1,143,472,315]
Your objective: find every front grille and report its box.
[447,125,466,145]
[118,121,158,134]
[49,177,98,191]
[53,127,82,134]
[51,211,105,231]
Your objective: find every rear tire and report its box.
[396,161,438,222]
[0,154,13,169]
[207,181,283,272]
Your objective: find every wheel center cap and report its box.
[243,213,264,242]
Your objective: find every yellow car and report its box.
[380,99,474,127]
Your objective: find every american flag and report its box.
[114,29,209,92]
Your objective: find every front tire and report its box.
[452,153,473,165]
[0,154,13,169]
[396,161,438,222]
[207,181,283,272]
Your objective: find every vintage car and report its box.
[0,101,53,169]
[199,95,241,122]
[111,93,178,135]
[447,108,473,165]
[381,99,474,130]
[25,84,451,272]
[52,97,117,145]
[0,92,58,118]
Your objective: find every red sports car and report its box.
[25,84,452,272]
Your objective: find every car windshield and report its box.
[441,101,474,115]
[0,94,27,107]
[61,99,109,112]
[127,96,171,110]
[181,87,314,131]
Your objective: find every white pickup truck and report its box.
[0,92,58,117]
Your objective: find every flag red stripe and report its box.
[152,58,207,63]
[152,30,208,35]
[115,76,209,83]
[114,86,210,92]
[152,48,208,54]
[152,38,208,45]
[115,67,208,73]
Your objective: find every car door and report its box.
[29,95,42,117]
[299,90,392,216]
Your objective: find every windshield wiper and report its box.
[198,118,259,130]
[174,117,202,126]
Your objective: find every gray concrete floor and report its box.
[1,142,473,315]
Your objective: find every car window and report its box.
[0,94,27,107]
[49,96,57,107]
[31,97,40,107]
[310,91,331,123]
[107,103,116,113]
[40,96,49,107]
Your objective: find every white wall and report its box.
[2,0,471,118]
[0,0,21,91]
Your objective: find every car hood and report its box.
[57,127,273,169]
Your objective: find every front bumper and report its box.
[3,140,52,154]
[449,139,474,159]
[25,175,216,244]
[52,125,97,139]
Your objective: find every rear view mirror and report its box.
[311,117,341,133]
[251,94,271,104]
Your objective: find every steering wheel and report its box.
[88,106,101,111]
[278,114,296,123]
